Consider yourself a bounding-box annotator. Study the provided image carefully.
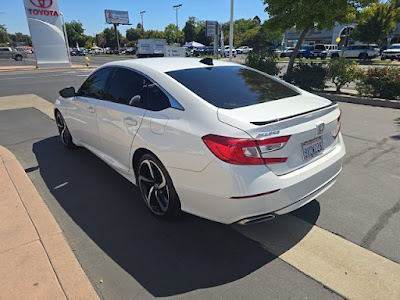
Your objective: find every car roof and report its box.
[104,57,239,73]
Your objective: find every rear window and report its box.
[166,66,299,109]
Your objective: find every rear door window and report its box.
[167,66,299,109]
[147,82,171,111]
[105,68,147,108]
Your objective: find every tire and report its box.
[137,153,181,219]
[358,53,368,60]
[55,111,75,149]
[331,53,339,59]
[15,55,23,61]
[321,54,327,60]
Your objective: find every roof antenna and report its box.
[200,57,213,66]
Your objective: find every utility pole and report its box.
[140,11,146,38]
[229,0,234,61]
[173,4,182,28]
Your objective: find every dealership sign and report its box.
[24,0,70,68]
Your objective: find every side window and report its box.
[147,82,171,111]
[105,68,147,109]
[77,67,113,99]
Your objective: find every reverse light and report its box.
[202,134,290,165]
[332,110,342,139]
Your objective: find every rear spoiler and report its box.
[251,102,338,126]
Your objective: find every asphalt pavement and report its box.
[0,63,399,299]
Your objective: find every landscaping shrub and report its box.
[327,58,358,92]
[356,67,400,100]
[245,51,280,76]
[290,63,327,91]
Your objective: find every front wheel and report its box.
[55,111,75,148]
[15,55,23,61]
[137,154,181,219]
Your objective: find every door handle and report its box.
[87,106,96,114]
[123,118,138,127]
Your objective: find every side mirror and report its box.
[59,86,76,98]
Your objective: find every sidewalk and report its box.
[0,146,99,300]
[0,65,94,72]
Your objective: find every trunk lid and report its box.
[217,93,340,175]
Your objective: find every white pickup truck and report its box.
[0,47,27,61]
[329,44,380,59]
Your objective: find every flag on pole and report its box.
[76,42,80,51]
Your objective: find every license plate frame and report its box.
[302,137,324,161]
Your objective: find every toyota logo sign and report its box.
[30,0,53,8]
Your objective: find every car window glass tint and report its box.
[167,66,299,109]
[105,68,147,108]
[147,83,171,111]
[77,67,112,99]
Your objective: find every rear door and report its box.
[96,67,147,172]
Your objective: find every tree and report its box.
[164,24,183,45]
[352,2,398,47]
[126,26,141,42]
[0,24,9,45]
[144,30,165,39]
[183,17,196,42]
[263,0,373,79]
[65,21,85,47]
[97,27,123,48]
[8,32,32,46]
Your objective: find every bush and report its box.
[356,67,400,99]
[245,51,280,76]
[290,63,327,91]
[327,58,358,92]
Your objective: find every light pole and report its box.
[173,4,182,28]
[229,0,234,61]
[60,12,71,65]
[140,11,146,38]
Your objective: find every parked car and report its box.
[280,47,304,58]
[193,46,214,56]
[55,58,345,224]
[329,44,380,59]
[221,46,237,57]
[311,44,329,59]
[381,44,400,60]
[272,49,282,58]
[298,45,315,59]
[0,47,27,61]
[125,48,136,55]
[236,46,253,54]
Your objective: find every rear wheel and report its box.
[137,154,181,219]
[55,111,75,149]
[15,55,23,61]
[331,53,339,59]
[358,53,368,60]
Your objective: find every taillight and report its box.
[202,134,290,165]
[332,110,342,139]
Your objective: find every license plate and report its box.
[302,137,324,161]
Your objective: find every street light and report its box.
[140,11,146,38]
[173,4,182,28]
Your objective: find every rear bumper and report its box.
[169,134,346,224]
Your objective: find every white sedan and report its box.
[55,58,345,225]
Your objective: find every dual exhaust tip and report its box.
[236,213,276,225]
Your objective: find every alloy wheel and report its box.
[56,113,70,146]
[138,159,170,215]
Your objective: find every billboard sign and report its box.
[105,10,130,25]
[206,21,218,37]
[23,0,70,68]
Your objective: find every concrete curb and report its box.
[0,65,95,72]
[0,146,99,300]
[316,92,400,109]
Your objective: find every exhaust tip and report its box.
[236,214,276,225]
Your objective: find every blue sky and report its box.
[1,0,267,36]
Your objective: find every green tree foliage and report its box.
[193,21,212,45]
[144,30,165,39]
[97,27,124,48]
[183,17,196,43]
[164,24,183,45]
[352,2,398,45]
[263,0,374,79]
[245,51,280,75]
[0,24,10,45]
[126,25,142,43]
[8,32,32,46]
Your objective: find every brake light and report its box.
[332,110,342,139]
[202,134,290,165]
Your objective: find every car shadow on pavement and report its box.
[33,137,320,297]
